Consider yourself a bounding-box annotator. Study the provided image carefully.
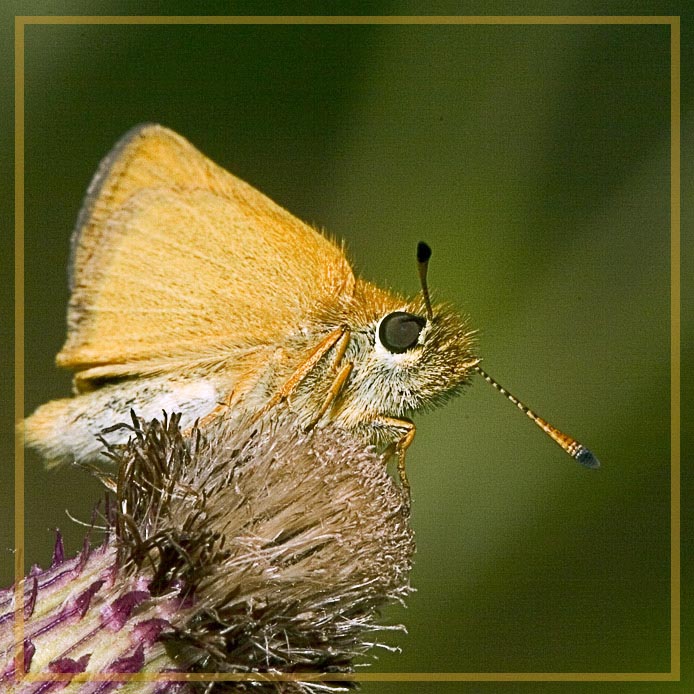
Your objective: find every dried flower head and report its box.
[2,411,415,692]
[114,411,415,681]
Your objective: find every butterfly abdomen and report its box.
[23,376,220,467]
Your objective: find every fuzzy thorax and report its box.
[290,279,479,434]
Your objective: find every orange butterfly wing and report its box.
[59,124,355,383]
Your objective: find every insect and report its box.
[24,124,599,494]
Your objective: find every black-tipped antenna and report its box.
[475,365,600,469]
[416,241,434,321]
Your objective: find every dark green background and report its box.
[1,2,691,693]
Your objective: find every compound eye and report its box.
[378,312,426,354]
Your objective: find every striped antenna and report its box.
[475,365,600,469]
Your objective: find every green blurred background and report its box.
[1,2,691,693]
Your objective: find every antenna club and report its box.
[574,447,601,469]
[417,241,432,264]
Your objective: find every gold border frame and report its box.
[13,14,680,685]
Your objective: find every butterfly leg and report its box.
[186,323,346,433]
[374,416,416,504]
[304,327,354,429]
[305,360,354,431]
[260,326,348,416]
[194,387,239,428]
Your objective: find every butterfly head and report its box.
[330,248,478,424]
